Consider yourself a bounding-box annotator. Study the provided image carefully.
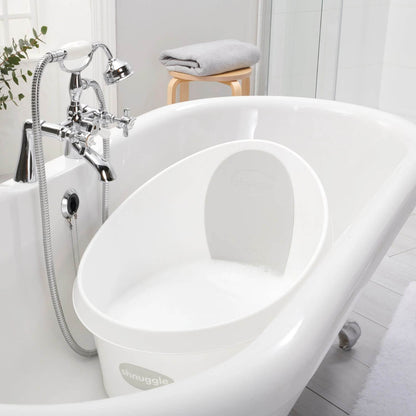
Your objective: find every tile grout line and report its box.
[369,279,403,297]
[305,386,349,415]
[388,245,416,257]
[369,278,404,296]
[352,310,389,330]
[344,353,371,369]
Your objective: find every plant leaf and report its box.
[12,71,19,85]
[8,55,20,65]
[0,26,47,110]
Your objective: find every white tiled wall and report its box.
[335,0,391,107]
[316,0,343,99]
[268,0,343,100]
[379,0,416,122]
[269,0,416,125]
[335,0,416,122]
[268,0,323,98]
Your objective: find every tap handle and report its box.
[60,40,93,60]
[121,108,135,137]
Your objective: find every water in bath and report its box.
[106,259,288,331]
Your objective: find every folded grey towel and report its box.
[159,39,260,76]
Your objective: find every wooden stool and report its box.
[167,67,252,105]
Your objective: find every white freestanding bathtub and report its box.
[1,96,416,415]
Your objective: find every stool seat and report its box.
[167,67,252,104]
[169,67,252,82]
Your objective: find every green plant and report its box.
[0,26,47,110]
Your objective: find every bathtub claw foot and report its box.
[338,321,361,351]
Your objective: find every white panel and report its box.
[7,0,30,14]
[382,5,416,67]
[268,9,322,97]
[275,0,322,13]
[379,2,416,121]
[316,2,343,99]
[335,1,390,107]
[0,21,4,46]
[8,17,31,39]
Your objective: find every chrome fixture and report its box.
[15,118,115,183]
[61,188,80,219]
[338,320,361,351]
[14,41,135,183]
[15,41,134,358]
[62,189,81,272]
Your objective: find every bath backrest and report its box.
[205,150,294,274]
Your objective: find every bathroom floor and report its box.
[289,211,416,415]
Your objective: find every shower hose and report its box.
[32,53,105,357]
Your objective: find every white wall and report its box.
[315,0,343,100]
[335,0,416,123]
[379,0,416,122]
[268,0,323,98]
[335,0,391,108]
[268,0,343,100]
[116,0,259,116]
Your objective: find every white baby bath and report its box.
[73,139,328,396]
[2,96,416,416]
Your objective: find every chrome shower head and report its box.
[103,58,133,85]
[57,41,134,85]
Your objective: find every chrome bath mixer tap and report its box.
[15,41,135,183]
[13,41,135,358]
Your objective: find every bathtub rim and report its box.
[3,95,416,414]
[3,94,416,191]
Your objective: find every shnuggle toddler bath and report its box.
[74,139,329,396]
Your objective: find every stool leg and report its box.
[180,81,190,102]
[167,78,182,105]
[242,77,250,95]
[229,80,242,96]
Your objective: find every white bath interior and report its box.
[73,138,328,396]
[1,96,416,415]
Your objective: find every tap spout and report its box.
[15,119,116,183]
[71,141,116,182]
